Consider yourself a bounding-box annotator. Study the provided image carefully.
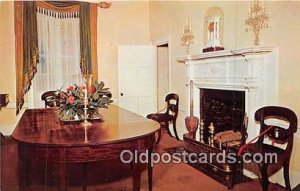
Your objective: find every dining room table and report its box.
[12,104,160,191]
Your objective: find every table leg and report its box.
[18,157,28,191]
[148,147,153,191]
[18,146,28,191]
[58,162,67,191]
[83,162,87,191]
[132,156,141,191]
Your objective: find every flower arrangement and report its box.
[57,81,113,121]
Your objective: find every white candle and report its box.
[84,88,88,119]
[190,80,194,116]
[84,88,87,101]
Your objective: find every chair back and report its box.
[165,93,179,119]
[255,106,298,151]
[41,91,61,108]
[241,113,249,145]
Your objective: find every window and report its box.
[30,11,82,108]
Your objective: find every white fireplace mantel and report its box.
[178,46,279,141]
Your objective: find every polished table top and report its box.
[12,104,160,146]
[12,105,159,191]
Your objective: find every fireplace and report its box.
[179,46,278,141]
[200,88,245,137]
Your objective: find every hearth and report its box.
[200,88,245,139]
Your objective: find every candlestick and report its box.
[181,19,194,56]
[245,0,268,45]
[84,88,87,101]
[209,122,215,146]
[81,86,92,127]
[190,80,194,116]
[199,119,204,143]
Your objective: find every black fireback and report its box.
[200,88,245,140]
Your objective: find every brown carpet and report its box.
[1,132,286,191]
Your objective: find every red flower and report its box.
[67,96,75,104]
[79,86,85,90]
[67,86,74,93]
[87,86,96,93]
[59,93,65,98]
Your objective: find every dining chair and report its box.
[243,106,298,191]
[41,91,62,108]
[147,93,180,143]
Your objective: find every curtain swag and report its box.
[15,1,99,114]
[36,7,79,18]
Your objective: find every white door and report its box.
[118,46,157,117]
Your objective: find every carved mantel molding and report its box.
[178,46,279,141]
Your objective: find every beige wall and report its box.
[149,1,300,116]
[98,1,150,99]
[149,0,300,179]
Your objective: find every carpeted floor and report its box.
[1,131,286,191]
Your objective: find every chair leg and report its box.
[259,163,269,191]
[172,120,180,140]
[284,161,292,191]
[155,127,162,144]
[164,121,173,138]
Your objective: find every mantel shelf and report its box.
[177,46,275,63]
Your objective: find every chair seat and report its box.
[244,143,286,164]
[147,113,174,123]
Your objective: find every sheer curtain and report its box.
[31,11,82,108]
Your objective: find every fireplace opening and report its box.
[200,88,245,141]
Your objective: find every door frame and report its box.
[151,34,171,94]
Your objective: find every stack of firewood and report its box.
[214,130,242,147]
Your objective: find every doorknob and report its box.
[120,93,124,96]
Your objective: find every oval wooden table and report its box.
[12,105,160,191]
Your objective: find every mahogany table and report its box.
[12,105,160,191]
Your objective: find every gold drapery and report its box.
[80,2,98,78]
[15,1,39,114]
[90,4,98,79]
[14,1,99,114]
